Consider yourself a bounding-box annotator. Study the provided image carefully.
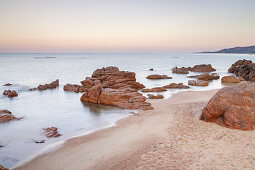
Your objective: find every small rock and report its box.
[146,74,172,80]
[141,87,167,92]
[34,140,45,144]
[172,67,189,74]
[42,127,61,138]
[0,165,8,170]
[3,90,18,98]
[163,83,189,89]
[3,83,12,86]
[188,80,209,86]
[221,76,240,83]
[149,68,154,71]
[147,94,164,99]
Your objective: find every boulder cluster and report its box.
[201,82,255,130]
[228,59,255,81]
[80,67,153,110]
[3,90,18,98]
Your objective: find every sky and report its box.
[0,0,255,53]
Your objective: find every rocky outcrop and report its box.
[0,165,8,170]
[3,90,18,98]
[80,67,152,110]
[163,83,189,89]
[3,83,12,86]
[221,76,241,83]
[42,127,61,138]
[228,59,255,81]
[197,73,220,81]
[147,94,164,99]
[0,109,19,123]
[189,64,216,72]
[146,74,172,80]
[31,79,59,91]
[188,80,209,86]
[200,82,255,130]
[172,67,189,74]
[141,87,167,92]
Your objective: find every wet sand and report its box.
[15,89,255,169]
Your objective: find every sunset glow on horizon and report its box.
[1,0,255,53]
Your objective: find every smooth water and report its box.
[0,53,253,168]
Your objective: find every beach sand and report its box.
[15,90,255,170]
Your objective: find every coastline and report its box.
[15,89,255,169]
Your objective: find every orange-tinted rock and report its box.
[0,165,8,170]
[147,94,164,99]
[146,74,172,80]
[63,84,81,93]
[80,67,152,110]
[197,73,220,81]
[163,83,189,89]
[141,87,167,92]
[37,79,59,91]
[172,67,189,74]
[3,90,18,98]
[0,109,18,123]
[221,76,240,83]
[188,80,209,86]
[3,83,12,86]
[228,59,255,81]
[42,127,61,138]
[189,64,216,72]
[200,82,255,130]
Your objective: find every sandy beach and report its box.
[15,89,255,170]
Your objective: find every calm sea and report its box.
[0,53,253,168]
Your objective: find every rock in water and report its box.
[200,82,255,130]
[32,79,59,91]
[197,73,220,81]
[3,83,12,86]
[141,87,167,92]
[146,74,172,79]
[163,83,189,89]
[188,80,209,86]
[228,59,255,80]
[172,67,189,74]
[80,67,152,110]
[42,127,61,138]
[0,165,9,170]
[147,94,164,99]
[0,109,19,123]
[2,90,18,98]
[189,64,216,72]
[221,76,240,83]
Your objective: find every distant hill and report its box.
[201,45,255,54]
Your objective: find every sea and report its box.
[0,53,253,168]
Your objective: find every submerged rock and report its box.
[80,67,152,110]
[141,87,167,92]
[163,83,189,89]
[188,80,209,86]
[42,127,61,138]
[146,74,172,80]
[200,82,255,130]
[228,59,255,81]
[3,90,18,98]
[0,109,19,123]
[147,94,164,99]
[221,76,241,83]
[3,83,12,86]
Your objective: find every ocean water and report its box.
[0,53,253,168]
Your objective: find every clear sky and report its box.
[0,0,255,53]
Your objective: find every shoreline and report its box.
[15,89,255,169]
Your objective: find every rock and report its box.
[36,79,59,91]
[163,83,189,89]
[3,83,12,86]
[200,82,255,130]
[149,68,154,71]
[34,140,45,144]
[172,67,189,74]
[0,109,18,123]
[228,59,255,81]
[42,127,61,138]
[0,165,8,170]
[80,67,152,110]
[197,73,220,81]
[141,87,167,92]
[188,80,209,86]
[3,90,18,98]
[221,76,240,83]
[63,84,84,93]
[189,64,216,72]
[147,94,164,99]
[146,74,172,80]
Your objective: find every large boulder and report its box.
[221,76,241,83]
[146,74,172,80]
[228,59,255,81]
[200,82,255,130]
[0,109,19,123]
[80,67,152,110]
[163,83,189,89]
[42,127,61,138]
